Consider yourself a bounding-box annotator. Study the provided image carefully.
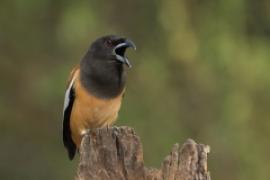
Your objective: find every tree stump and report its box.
[76,126,210,180]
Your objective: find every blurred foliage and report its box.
[1,0,270,179]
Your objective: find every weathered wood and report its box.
[76,126,210,180]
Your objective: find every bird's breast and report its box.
[70,71,124,147]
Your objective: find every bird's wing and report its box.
[63,66,79,160]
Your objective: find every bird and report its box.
[62,35,136,160]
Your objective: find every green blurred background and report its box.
[1,0,270,179]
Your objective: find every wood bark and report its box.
[76,126,210,180]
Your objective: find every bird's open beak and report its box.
[113,39,136,68]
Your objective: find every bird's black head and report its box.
[89,35,136,68]
[80,35,136,98]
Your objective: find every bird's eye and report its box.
[105,39,113,47]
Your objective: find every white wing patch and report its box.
[63,76,76,115]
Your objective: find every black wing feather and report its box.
[63,86,76,160]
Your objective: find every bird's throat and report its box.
[80,60,126,99]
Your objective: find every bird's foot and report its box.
[81,129,91,136]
